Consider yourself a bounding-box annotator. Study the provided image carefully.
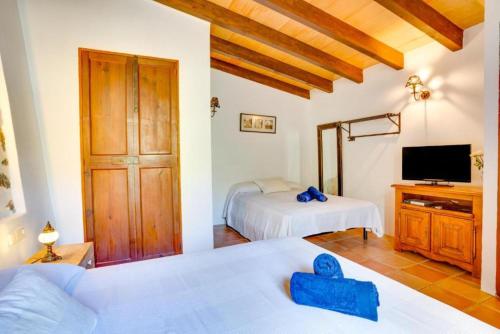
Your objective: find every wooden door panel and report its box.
[91,168,134,265]
[400,209,430,251]
[88,52,129,156]
[432,215,472,263]
[138,59,174,155]
[139,167,175,258]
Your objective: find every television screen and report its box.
[402,145,471,183]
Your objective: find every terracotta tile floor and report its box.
[214,225,500,329]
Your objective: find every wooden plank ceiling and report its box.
[155,0,484,99]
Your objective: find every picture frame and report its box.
[240,113,277,134]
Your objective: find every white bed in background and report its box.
[223,181,384,241]
[4,238,495,333]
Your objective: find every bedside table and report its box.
[25,242,95,269]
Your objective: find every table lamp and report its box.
[38,221,62,262]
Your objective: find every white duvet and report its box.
[223,182,384,241]
[70,238,496,334]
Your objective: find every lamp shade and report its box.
[38,230,59,244]
[405,75,423,88]
[38,221,59,245]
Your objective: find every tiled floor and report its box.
[214,225,500,329]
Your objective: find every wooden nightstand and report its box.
[25,242,95,269]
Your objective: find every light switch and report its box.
[7,227,25,246]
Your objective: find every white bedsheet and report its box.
[71,238,496,334]
[225,189,384,241]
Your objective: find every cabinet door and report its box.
[432,214,473,264]
[400,209,431,251]
[134,57,181,260]
[81,50,182,266]
[80,50,137,267]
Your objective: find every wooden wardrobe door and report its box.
[80,50,138,266]
[135,57,181,259]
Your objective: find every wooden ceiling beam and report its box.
[254,0,404,70]
[211,58,310,99]
[154,0,363,83]
[373,0,463,51]
[211,36,333,93]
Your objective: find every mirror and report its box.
[317,122,343,196]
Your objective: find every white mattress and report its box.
[225,189,383,241]
[71,238,496,334]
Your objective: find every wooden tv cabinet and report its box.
[392,184,482,277]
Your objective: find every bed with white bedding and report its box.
[12,238,494,333]
[223,181,384,241]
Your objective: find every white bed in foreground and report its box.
[223,182,383,241]
[70,238,495,333]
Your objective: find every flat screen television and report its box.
[402,144,471,183]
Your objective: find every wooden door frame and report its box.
[317,122,343,196]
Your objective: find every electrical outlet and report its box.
[7,227,25,246]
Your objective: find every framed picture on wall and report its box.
[0,55,26,220]
[240,113,276,134]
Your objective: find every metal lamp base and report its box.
[41,244,62,263]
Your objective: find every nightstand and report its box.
[25,242,95,269]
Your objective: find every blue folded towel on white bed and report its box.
[290,253,380,322]
[296,191,313,202]
[307,187,328,202]
[313,253,344,279]
[296,186,327,203]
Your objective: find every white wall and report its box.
[481,0,499,295]
[18,0,214,253]
[0,0,54,268]
[301,25,485,237]
[211,69,307,224]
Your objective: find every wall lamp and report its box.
[405,75,431,101]
[210,97,220,118]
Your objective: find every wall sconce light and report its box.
[210,97,220,118]
[405,75,431,101]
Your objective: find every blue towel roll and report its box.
[307,186,328,202]
[290,272,380,321]
[313,253,344,279]
[297,191,313,202]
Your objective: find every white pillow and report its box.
[0,264,84,293]
[286,181,304,190]
[0,269,97,334]
[254,178,291,194]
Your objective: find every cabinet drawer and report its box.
[432,214,473,264]
[400,209,431,251]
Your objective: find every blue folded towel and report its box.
[307,186,328,202]
[313,253,344,279]
[297,191,313,202]
[290,272,380,321]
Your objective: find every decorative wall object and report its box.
[0,55,25,220]
[0,124,14,218]
[210,97,220,118]
[240,113,276,134]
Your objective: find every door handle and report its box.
[112,157,139,165]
